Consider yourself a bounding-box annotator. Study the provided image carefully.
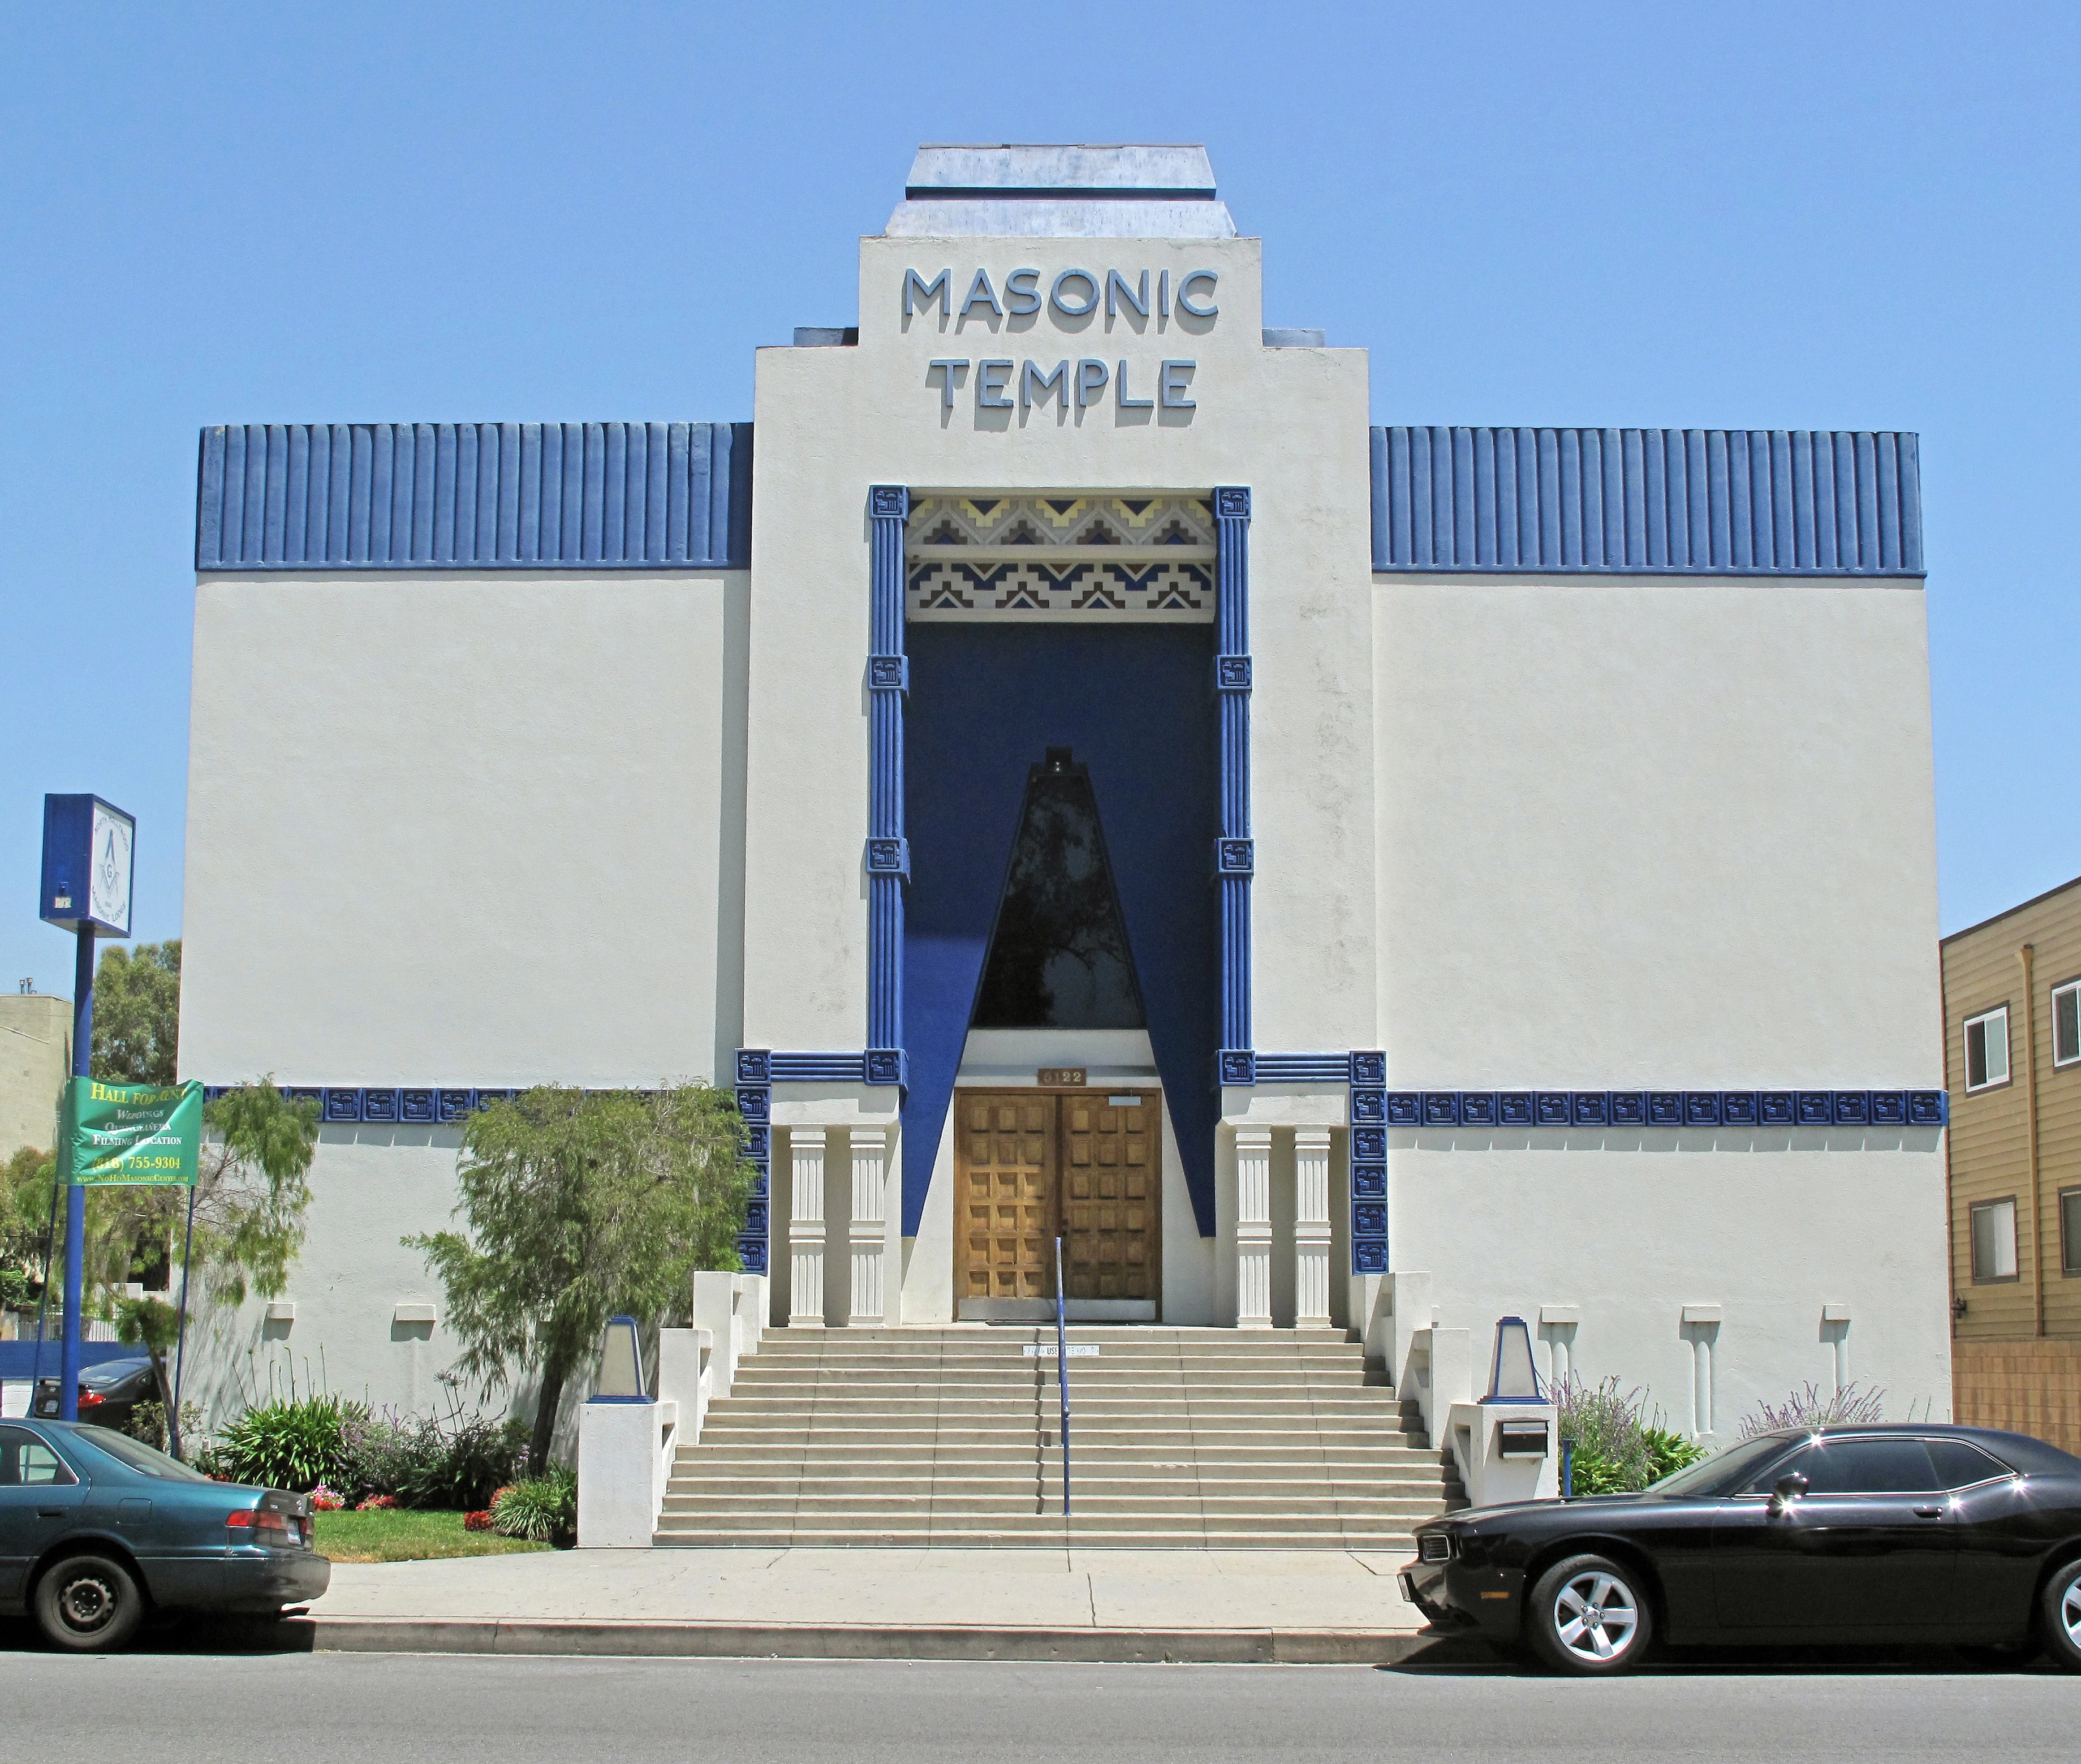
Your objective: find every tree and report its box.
[90,940,181,1085]
[115,1294,180,1447]
[1,1146,55,1314]
[410,1083,754,1474]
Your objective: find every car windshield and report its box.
[1647,1433,1795,1498]
[80,1361,150,1388]
[64,1426,216,1483]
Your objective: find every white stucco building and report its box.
[178,143,1949,1444]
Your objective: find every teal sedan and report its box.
[1,1418,328,1649]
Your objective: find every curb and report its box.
[300,1617,1467,1665]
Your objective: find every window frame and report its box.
[2062,1184,2081,1279]
[0,1424,80,1488]
[1736,1434,1942,1497]
[2055,980,2081,1069]
[1970,1195,2021,1285]
[1924,1436,2014,1491]
[1963,1004,2011,1093]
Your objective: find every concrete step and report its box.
[659,1496,1452,1522]
[652,1526,1424,1550]
[692,1427,1429,1449]
[675,1445,1448,1469]
[704,1402,1418,1423]
[660,1483,1452,1508]
[665,1462,1454,1485]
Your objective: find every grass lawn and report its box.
[313,1509,552,1564]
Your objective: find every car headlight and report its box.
[1417,1532,1455,1564]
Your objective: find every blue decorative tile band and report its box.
[1254,1053,1348,1083]
[1363,1088,1948,1129]
[733,1049,772,1276]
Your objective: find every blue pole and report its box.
[1054,1236,1070,1520]
[59,926,93,1422]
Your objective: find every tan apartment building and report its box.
[1943,875,2081,1452]
[1,988,71,1164]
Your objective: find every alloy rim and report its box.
[1553,1570,1639,1662]
[59,1575,116,1633]
[2063,1578,2081,1647]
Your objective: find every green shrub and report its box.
[124,1399,205,1457]
[1556,1375,1707,1494]
[213,1394,362,1491]
[492,1466,577,1543]
[335,1408,526,1509]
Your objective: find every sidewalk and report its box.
[305,1546,1438,1663]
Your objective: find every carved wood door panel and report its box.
[1062,1091,1160,1302]
[956,1092,1055,1302]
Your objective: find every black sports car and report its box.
[1402,1423,2081,1673]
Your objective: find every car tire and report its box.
[2042,1558,2081,1673]
[34,1554,145,1653]
[1527,1553,1654,1675]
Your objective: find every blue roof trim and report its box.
[196,423,752,571]
[1371,428,1922,576]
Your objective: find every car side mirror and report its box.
[1768,1472,1809,1513]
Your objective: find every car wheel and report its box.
[1528,1553,1653,1675]
[2042,1558,2081,1673]
[34,1555,145,1652]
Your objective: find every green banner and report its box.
[61,1078,204,1186]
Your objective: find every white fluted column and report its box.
[1235,1125,1273,1328]
[787,1128,828,1328]
[848,1126,889,1326]
[1293,1127,1333,1330]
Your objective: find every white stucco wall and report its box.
[1391,1132,1952,1436]
[178,1129,482,1428]
[180,570,749,1087]
[1373,574,1941,1084]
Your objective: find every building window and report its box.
[2055,982,2081,1068]
[1971,1197,2019,1284]
[2063,1186,2081,1277]
[1964,1006,2010,1091]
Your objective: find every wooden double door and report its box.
[955,1088,1161,1308]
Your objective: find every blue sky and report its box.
[3,2,2076,997]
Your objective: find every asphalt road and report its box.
[0,1649,2074,1762]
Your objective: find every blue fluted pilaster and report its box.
[1213,487,1252,1079]
[867,486,910,1078]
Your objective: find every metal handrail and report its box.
[1054,1235,1071,1518]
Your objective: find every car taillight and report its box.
[77,1390,106,1409]
[227,1508,293,1539]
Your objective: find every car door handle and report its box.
[38,1509,64,1518]
[1912,1505,1944,1518]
